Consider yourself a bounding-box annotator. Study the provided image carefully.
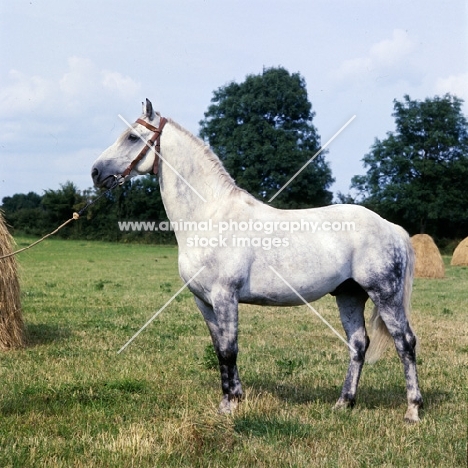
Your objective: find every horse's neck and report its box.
[158,121,239,221]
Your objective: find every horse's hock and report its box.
[0,211,25,350]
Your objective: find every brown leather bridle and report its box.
[120,116,168,179]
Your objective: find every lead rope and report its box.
[0,178,121,260]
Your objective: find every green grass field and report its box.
[0,238,466,467]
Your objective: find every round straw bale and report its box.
[451,237,468,266]
[0,211,25,349]
[410,234,445,278]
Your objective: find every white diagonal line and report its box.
[118,114,207,203]
[268,266,356,352]
[268,115,356,203]
[117,266,205,354]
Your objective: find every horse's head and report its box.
[91,99,166,188]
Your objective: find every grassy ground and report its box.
[0,238,466,467]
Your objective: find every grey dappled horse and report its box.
[91,100,422,422]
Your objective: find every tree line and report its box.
[2,67,467,245]
[1,178,173,243]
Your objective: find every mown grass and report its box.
[0,238,466,467]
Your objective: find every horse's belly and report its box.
[238,268,344,306]
[237,242,352,306]
[238,290,328,306]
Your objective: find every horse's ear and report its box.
[145,98,154,119]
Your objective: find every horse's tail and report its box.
[366,227,415,364]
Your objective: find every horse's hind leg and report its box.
[377,303,423,423]
[333,285,369,410]
[194,293,243,414]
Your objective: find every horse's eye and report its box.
[128,133,139,142]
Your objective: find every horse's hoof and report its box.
[218,396,238,415]
[333,398,354,411]
[404,416,420,424]
[404,406,421,423]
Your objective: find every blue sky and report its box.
[1,0,466,201]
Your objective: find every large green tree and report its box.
[42,181,85,226]
[351,94,468,235]
[199,67,334,208]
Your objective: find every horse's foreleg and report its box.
[333,292,369,410]
[195,294,242,414]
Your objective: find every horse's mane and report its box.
[168,118,252,199]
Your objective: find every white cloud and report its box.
[0,57,142,166]
[333,29,416,83]
[435,72,468,102]
[57,57,102,113]
[101,71,140,100]
[58,57,141,113]
[0,57,141,119]
[0,121,21,143]
[0,69,53,114]
[59,57,99,97]
[369,29,415,68]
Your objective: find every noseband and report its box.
[120,116,168,179]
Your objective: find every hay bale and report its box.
[451,237,468,266]
[410,234,445,278]
[0,211,25,349]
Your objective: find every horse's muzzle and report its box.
[91,166,119,189]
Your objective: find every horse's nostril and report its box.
[91,167,99,179]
